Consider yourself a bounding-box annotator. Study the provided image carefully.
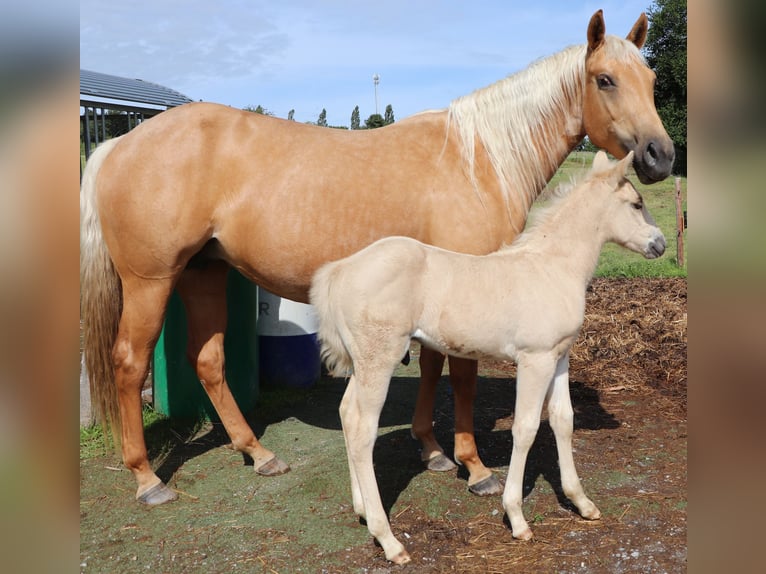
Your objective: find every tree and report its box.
[317,108,328,127]
[383,104,395,125]
[364,113,385,129]
[243,104,274,116]
[644,0,687,175]
[351,106,361,130]
[287,109,295,121]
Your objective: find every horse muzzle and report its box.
[633,139,675,184]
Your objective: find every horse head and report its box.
[582,10,675,184]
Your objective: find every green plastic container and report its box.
[153,270,259,419]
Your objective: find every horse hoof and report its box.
[255,456,291,476]
[137,482,178,506]
[425,453,457,472]
[391,550,411,565]
[468,474,504,496]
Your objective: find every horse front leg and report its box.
[176,263,290,478]
[449,356,503,496]
[412,346,456,471]
[547,352,600,520]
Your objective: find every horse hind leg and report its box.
[546,353,600,521]
[411,346,456,471]
[175,261,290,476]
[113,276,178,505]
[449,356,503,496]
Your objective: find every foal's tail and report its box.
[309,262,354,377]
[80,137,123,446]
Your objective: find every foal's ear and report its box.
[592,150,611,171]
[615,150,635,179]
[626,13,649,49]
[587,9,606,53]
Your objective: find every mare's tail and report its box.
[80,137,123,447]
[309,262,354,376]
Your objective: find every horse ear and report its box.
[587,9,606,53]
[626,13,648,49]
[592,150,610,171]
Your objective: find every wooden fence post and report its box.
[675,177,684,267]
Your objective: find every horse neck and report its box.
[448,45,587,229]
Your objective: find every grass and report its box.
[537,150,687,278]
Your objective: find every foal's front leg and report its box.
[502,352,556,539]
[547,352,600,520]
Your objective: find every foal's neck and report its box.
[522,187,610,285]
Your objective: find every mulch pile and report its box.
[570,277,687,414]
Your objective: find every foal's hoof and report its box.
[468,474,504,496]
[255,456,291,477]
[137,482,178,506]
[389,549,412,565]
[424,453,458,472]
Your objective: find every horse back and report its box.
[95,102,517,300]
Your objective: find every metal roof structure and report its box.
[80,70,194,170]
[80,69,193,111]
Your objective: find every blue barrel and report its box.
[257,288,320,389]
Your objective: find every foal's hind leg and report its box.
[175,262,290,477]
[113,276,178,505]
[341,367,410,564]
[546,352,600,521]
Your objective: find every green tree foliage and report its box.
[243,104,274,116]
[351,106,361,130]
[317,108,328,127]
[364,113,385,129]
[644,0,687,175]
[383,104,395,125]
[287,109,295,121]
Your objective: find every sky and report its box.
[80,1,655,127]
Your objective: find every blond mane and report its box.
[447,36,644,231]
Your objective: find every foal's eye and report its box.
[597,74,615,90]
[632,202,643,210]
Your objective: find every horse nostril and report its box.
[644,142,658,167]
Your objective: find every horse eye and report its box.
[597,74,615,89]
[633,201,643,210]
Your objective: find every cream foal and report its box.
[309,151,665,564]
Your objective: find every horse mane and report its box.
[447,36,644,231]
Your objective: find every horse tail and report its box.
[80,137,123,447]
[309,261,354,377]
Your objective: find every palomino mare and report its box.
[310,151,666,563]
[80,10,674,505]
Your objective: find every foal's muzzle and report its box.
[645,233,667,259]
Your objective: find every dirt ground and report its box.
[79,277,686,573]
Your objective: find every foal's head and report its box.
[592,150,666,259]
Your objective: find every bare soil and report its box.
[79,278,686,573]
